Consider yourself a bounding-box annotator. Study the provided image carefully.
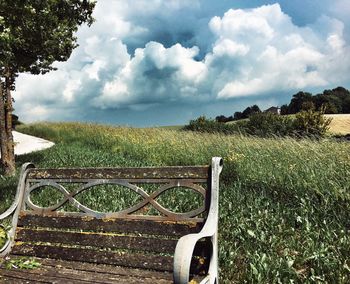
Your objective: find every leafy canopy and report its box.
[0,0,95,80]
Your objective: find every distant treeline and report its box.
[216,86,350,122]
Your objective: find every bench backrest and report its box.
[10,163,216,273]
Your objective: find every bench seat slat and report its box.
[16,228,178,254]
[27,166,209,180]
[0,265,171,284]
[28,257,174,280]
[1,256,209,283]
[18,213,203,237]
[12,244,175,271]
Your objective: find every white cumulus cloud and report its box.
[209,4,349,98]
[12,1,350,124]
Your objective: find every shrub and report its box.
[245,112,295,137]
[185,110,332,138]
[183,116,245,134]
[293,108,332,137]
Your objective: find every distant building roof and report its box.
[264,106,280,114]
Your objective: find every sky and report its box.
[13,0,350,126]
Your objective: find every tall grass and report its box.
[1,122,349,283]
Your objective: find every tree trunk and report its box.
[0,67,16,176]
[0,81,10,174]
[4,68,15,175]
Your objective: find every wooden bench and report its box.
[0,157,223,283]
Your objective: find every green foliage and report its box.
[288,91,314,114]
[1,122,350,283]
[0,225,7,249]
[285,87,350,115]
[185,111,332,138]
[301,101,316,111]
[242,104,261,118]
[0,0,96,175]
[294,109,332,137]
[245,112,295,137]
[183,116,245,135]
[0,0,96,77]
[3,257,41,270]
[280,104,289,115]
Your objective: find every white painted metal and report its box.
[173,157,223,284]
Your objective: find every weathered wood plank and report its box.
[15,228,209,257]
[16,256,173,280]
[18,213,203,236]
[16,228,178,254]
[0,263,172,284]
[0,276,46,284]
[27,166,209,180]
[11,244,174,271]
[0,268,95,284]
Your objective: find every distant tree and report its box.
[216,115,228,123]
[250,104,261,113]
[327,87,350,113]
[215,115,234,123]
[313,93,342,113]
[323,102,338,114]
[234,111,244,120]
[343,97,350,113]
[0,0,96,175]
[324,86,350,100]
[288,91,313,114]
[301,101,315,111]
[280,104,289,115]
[242,104,261,118]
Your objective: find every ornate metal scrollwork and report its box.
[0,224,10,254]
[25,179,206,219]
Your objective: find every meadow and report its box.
[1,122,350,283]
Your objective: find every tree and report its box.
[215,115,233,123]
[343,97,350,113]
[233,111,244,120]
[288,91,313,114]
[280,104,289,115]
[0,0,95,175]
[242,104,261,118]
[301,101,315,111]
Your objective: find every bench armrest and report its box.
[0,163,34,256]
[174,157,223,284]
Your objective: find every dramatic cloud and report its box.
[12,1,350,125]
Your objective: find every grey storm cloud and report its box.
[12,0,350,125]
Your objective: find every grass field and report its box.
[1,122,350,283]
[325,114,350,135]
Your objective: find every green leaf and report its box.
[247,229,256,238]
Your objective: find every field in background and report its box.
[325,114,350,135]
[1,122,349,283]
[228,113,350,135]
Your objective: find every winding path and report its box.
[0,131,55,157]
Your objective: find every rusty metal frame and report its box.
[0,163,35,257]
[173,157,223,284]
